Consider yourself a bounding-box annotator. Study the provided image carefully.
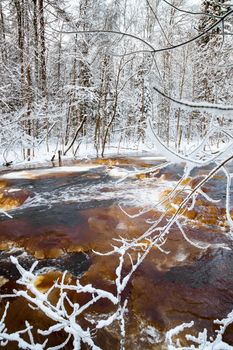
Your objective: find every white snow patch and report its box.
[139,156,166,161]
[108,167,130,178]
[134,187,162,206]
[1,165,103,179]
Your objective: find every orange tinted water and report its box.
[0,156,232,349]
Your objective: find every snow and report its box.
[1,0,233,348]
[6,188,22,192]
[108,167,130,178]
[0,165,103,180]
[185,0,202,8]
[139,156,166,161]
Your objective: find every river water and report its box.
[0,155,232,349]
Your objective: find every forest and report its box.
[0,0,233,349]
[0,0,232,161]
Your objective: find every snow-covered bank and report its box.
[1,164,103,179]
[0,141,159,171]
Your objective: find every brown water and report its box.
[0,155,232,349]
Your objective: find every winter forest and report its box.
[1,0,233,349]
[1,0,232,160]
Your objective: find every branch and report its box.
[52,9,233,57]
[153,86,233,113]
[161,0,221,18]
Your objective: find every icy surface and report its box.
[1,165,103,179]
[0,160,176,213]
